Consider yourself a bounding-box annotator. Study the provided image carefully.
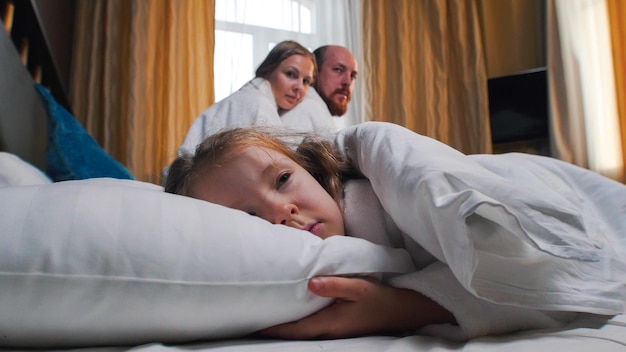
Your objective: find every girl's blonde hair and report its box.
[164,128,359,201]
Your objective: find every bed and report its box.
[2,3,626,352]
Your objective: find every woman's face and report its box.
[188,146,345,239]
[267,55,315,110]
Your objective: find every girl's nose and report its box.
[274,203,298,225]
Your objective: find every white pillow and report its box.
[0,152,52,187]
[0,178,414,348]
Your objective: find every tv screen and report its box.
[488,67,549,144]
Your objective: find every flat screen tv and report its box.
[488,67,549,144]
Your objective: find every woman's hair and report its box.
[164,127,359,201]
[254,40,317,80]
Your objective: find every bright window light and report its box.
[214,30,253,102]
[216,0,313,33]
[214,0,317,101]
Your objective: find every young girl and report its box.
[164,125,619,341]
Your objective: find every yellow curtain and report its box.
[70,0,215,184]
[607,0,626,183]
[361,0,491,155]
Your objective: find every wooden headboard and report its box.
[0,0,71,170]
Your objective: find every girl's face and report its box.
[267,55,315,110]
[188,146,345,239]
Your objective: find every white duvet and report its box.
[336,122,626,321]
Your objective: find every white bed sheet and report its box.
[4,314,624,352]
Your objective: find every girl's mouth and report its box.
[307,222,322,236]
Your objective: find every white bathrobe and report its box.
[281,88,338,136]
[177,78,338,157]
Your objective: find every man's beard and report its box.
[322,89,351,116]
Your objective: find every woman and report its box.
[176,40,323,158]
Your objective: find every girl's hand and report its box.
[257,276,456,339]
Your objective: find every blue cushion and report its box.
[34,84,134,181]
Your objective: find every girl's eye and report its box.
[286,71,296,78]
[277,172,291,188]
[303,78,311,86]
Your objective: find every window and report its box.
[214,0,319,101]
[216,0,314,33]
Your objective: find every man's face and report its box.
[315,47,358,116]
